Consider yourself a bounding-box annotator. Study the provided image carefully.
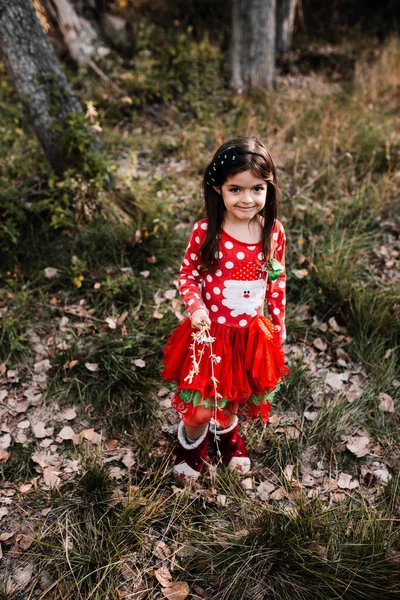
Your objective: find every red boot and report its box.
[210,417,251,474]
[173,420,210,484]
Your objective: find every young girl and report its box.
[160,136,290,483]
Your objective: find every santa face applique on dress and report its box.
[222,263,266,317]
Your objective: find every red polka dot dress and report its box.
[160,219,290,428]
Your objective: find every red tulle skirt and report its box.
[160,315,290,429]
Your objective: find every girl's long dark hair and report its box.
[200,136,280,272]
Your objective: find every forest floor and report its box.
[0,31,400,600]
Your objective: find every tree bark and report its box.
[276,0,297,54]
[229,0,276,92]
[0,0,99,175]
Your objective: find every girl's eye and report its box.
[254,186,264,192]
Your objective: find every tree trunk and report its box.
[276,0,297,54]
[230,0,276,92]
[41,0,110,66]
[0,0,100,175]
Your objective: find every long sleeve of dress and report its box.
[177,222,209,316]
[265,223,287,341]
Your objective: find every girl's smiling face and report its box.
[213,170,267,225]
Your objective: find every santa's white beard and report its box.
[221,279,265,316]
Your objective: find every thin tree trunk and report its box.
[229,0,276,92]
[0,0,100,175]
[41,0,109,66]
[276,0,297,54]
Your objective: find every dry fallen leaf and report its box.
[346,436,370,458]
[304,411,319,421]
[31,452,53,468]
[105,439,118,451]
[0,449,10,463]
[132,359,146,368]
[60,407,77,420]
[81,428,95,441]
[164,289,177,300]
[153,540,171,560]
[379,392,395,413]
[105,317,117,329]
[241,478,253,490]
[284,464,295,480]
[44,267,58,279]
[58,426,75,440]
[337,473,359,490]
[43,467,61,489]
[117,311,129,326]
[332,492,347,503]
[121,451,135,468]
[313,338,327,352]
[85,363,99,372]
[154,566,172,587]
[162,581,189,600]
[0,433,11,450]
[325,372,346,391]
[32,422,54,439]
[270,486,286,500]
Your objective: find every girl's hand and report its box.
[190,308,211,330]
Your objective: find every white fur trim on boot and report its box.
[227,456,251,474]
[177,420,208,450]
[173,421,209,483]
[209,416,238,435]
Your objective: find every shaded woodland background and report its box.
[0,1,399,599]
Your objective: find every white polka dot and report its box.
[280,225,285,232]
[193,224,198,231]
[211,305,218,312]
[201,223,208,230]
[187,242,191,248]
[217,316,226,324]
[190,253,197,260]
[224,241,233,249]
[271,292,279,298]
[275,324,281,331]
[277,245,282,251]
[183,258,190,265]
[216,269,222,276]
[182,289,189,295]
[225,261,234,269]
[194,293,200,298]
[278,280,285,288]
[213,287,220,295]
[247,245,256,250]
[215,251,223,258]
[239,319,247,327]
[282,298,286,305]
[273,308,280,315]
[206,292,211,300]
[180,279,186,284]
[195,236,200,244]
[273,232,278,240]
[258,252,264,260]
[236,252,245,259]
[188,299,194,306]
[207,274,213,282]
[192,270,199,276]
